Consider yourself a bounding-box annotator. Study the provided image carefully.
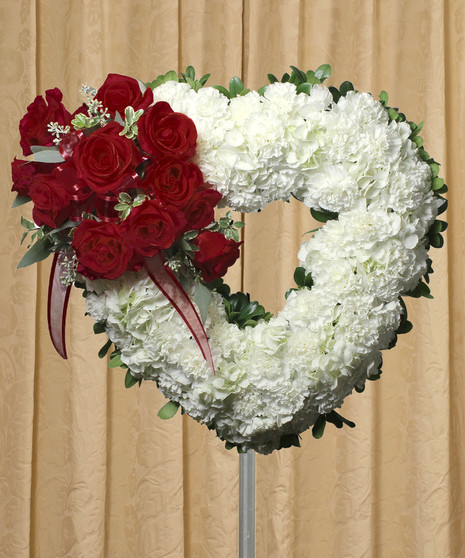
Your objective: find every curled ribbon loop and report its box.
[47,252,72,359]
[144,255,215,374]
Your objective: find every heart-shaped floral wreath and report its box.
[12,66,447,454]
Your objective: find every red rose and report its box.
[192,231,242,282]
[120,200,177,258]
[138,102,197,160]
[72,122,142,194]
[72,220,132,280]
[19,88,72,156]
[29,174,71,228]
[11,158,54,198]
[144,158,203,207]
[182,187,222,231]
[95,73,153,117]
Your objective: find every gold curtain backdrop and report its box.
[0,0,464,556]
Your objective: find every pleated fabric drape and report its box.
[0,1,464,556]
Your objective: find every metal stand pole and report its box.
[239,451,256,558]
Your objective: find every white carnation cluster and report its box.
[152,81,332,211]
[85,83,436,453]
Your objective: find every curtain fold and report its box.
[0,1,464,556]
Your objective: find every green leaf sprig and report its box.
[207,210,244,242]
[379,89,448,253]
[179,65,211,92]
[119,106,144,139]
[285,266,314,299]
[312,410,356,439]
[209,278,272,329]
[114,192,147,220]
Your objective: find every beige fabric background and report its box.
[0,0,464,556]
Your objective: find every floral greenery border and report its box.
[86,64,447,452]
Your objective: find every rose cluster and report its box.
[12,73,241,282]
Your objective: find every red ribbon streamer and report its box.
[47,252,72,359]
[144,255,215,374]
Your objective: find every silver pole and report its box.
[239,451,256,558]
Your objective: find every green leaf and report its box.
[118,192,132,204]
[388,108,399,121]
[17,237,51,268]
[419,149,431,162]
[304,272,314,288]
[314,64,331,82]
[312,415,326,439]
[430,220,448,234]
[281,72,290,83]
[329,86,341,103]
[432,177,444,191]
[193,282,212,323]
[387,334,398,350]
[30,145,65,163]
[108,354,124,368]
[229,76,244,97]
[326,410,355,429]
[212,85,230,98]
[12,195,31,208]
[93,322,106,334]
[157,400,180,420]
[124,370,139,388]
[413,121,424,135]
[199,73,210,85]
[429,233,444,249]
[311,207,338,223]
[20,216,36,230]
[241,319,258,327]
[185,65,195,80]
[413,136,423,148]
[98,339,112,358]
[436,196,448,215]
[397,320,413,334]
[146,70,179,89]
[257,85,267,96]
[290,66,307,84]
[405,281,433,299]
[279,433,301,449]
[294,266,306,287]
[296,83,312,95]
[306,74,321,86]
[379,90,388,105]
[267,73,278,84]
[430,162,440,177]
[339,81,354,95]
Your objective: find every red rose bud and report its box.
[120,199,177,258]
[138,102,197,161]
[95,73,153,117]
[192,230,242,282]
[144,158,203,207]
[182,187,222,231]
[29,174,71,229]
[11,158,54,198]
[19,88,72,156]
[72,121,142,194]
[72,220,132,280]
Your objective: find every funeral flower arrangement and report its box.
[12,65,447,454]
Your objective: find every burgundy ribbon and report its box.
[144,255,215,374]
[47,252,72,359]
